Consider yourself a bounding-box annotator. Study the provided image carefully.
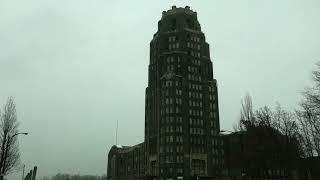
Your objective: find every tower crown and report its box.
[161,6,197,19]
[158,6,201,32]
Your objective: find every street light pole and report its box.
[22,164,25,180]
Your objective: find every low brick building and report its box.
[107,143,145,180]
[220,126,302,180]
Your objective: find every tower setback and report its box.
[107,6,223,180]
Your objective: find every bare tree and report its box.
[273,104,299,139]
[294,62,320,157]
[235,94,304,157]
[255,106,273,127]
[296,100,320,157]
[234,94,255,131]
[0,97,20,179]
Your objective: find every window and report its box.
[170,116,174,123]
[171,19,176,30]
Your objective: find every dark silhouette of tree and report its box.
[255,106,273,127]
[0,97,20,179]
[296,102,320,157]
[235,95,304,158]
[296,62,320,156]
[49,173,106,180]
[273,104,300,143]
[234,94,256,131]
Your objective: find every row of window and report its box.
[164,97,182,105]
[168,43,179,50]
[187,42,201,50]
[209,103,217,110]
[212,157,224,165]
[176,89,182,96]
[209,94,215,100]
[188,73,202,81]
[168,35,200,43]
[168,36,177,42]
[159,167,183,175]
[210,129,218,136]
[160,135,183,144]
[161,116,183,124]
[160,111,216,123]
[208,86,214,92]
[163,80,180,87]
[190,137,205,144]
[191,59,201,66]
[190,118,204,126]
[162,89,183,97]
[191,146,205,153]
[189,50,201,58]
[190,36,201,42]
[160,126,183,134]
[162,106,181,114]
[190,127,204,135]
[210,120,217,128]
[189,100,203,107]
[166,64,175,72]
[160,145,183,153]
[161,89,178,97]
[212,138,223,146]
[212,148,224,155]
[188,83,202,90]
[162,94,214,107]
[166,56,181,63]
[188,91,202,99]
[189,109,203,116]
[177,157,184,164]
[159,120,216,134]
[209,112,217,118]
[188,65,199,73]
[261,169,287,177]
[159,155,184,166]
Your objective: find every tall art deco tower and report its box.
[145,6,223,179]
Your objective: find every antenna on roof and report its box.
[116,120,119,145]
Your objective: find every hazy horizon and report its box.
[1,0,319,179]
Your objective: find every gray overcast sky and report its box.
[1,0,319,179]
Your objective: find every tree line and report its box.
[39,174,106,180]
[234,62,320,158]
